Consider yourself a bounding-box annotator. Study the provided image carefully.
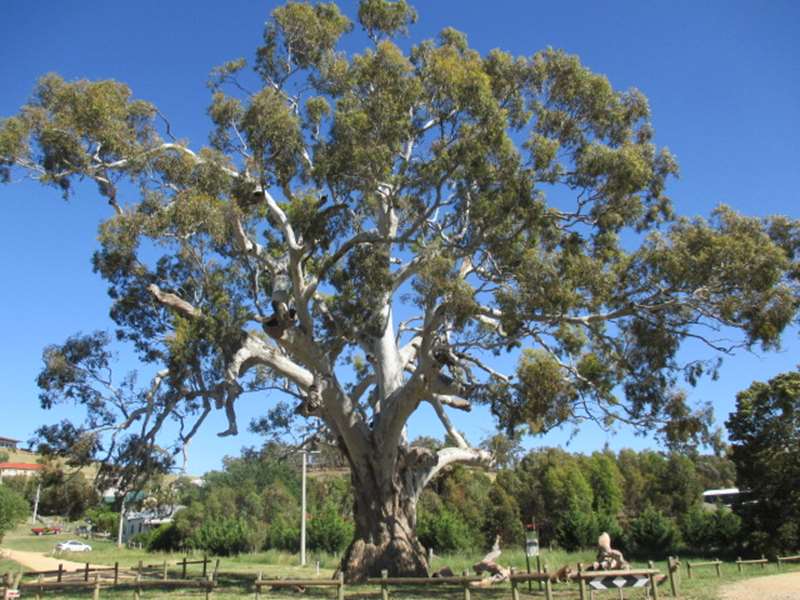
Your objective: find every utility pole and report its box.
[299,448,320,567]
[117,496,126,548]
[31,482,41,524]
[301,450,308,567]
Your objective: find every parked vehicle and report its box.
[31,526,62,536]
[55,540,92,552]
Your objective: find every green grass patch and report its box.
[0,558,23,574]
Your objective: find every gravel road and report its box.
[1,548,109,572]
[720,572,800,600]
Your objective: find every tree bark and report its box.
[339,446,432,582]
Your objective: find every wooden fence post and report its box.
[380,569,389,600]
[648,560,659,600]
[686,561,692,579]
[205,573,213,600]
[667,556,679,597]
[202,553,208,578]
[181,556,187,579]
[461,569,471,600]
[93,573,100,600]
[255,571,262,600]
[213,558,220,581]
[84,561,90,582]
[510,567,520,600]
[36,574,44,600]
[543,563,553,600]
[163,560,168,580]
[777,557,782,570]
[737,557,742,573]
[714,559,721,578]
[134,573,141,600]
[113,561,119,585]
[337,571,345,600]
[761,555,766,570]
[137,560,143,576]
[577,563,586,600]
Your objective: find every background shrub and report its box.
[628,505,680,559]
[145,522,183,552]
[0,486,28,543]
[265,515,300,552]
[308,502,353,553]
[418,506,472,553]
[190,517,249,556]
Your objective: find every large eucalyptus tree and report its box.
[2,0,799,580]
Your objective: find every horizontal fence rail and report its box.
[686,558,722,578]
[736,556,768,572]
[778,554,800,568]
[255,572,345,600]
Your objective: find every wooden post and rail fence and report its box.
[3,560,675,600]
[686,558,722,578]
[368,562,675,600]
[736,556,769,572]
[7,552,800,599]
[686,554,800,578]
[777,554,800,569]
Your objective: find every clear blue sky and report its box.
[1,1,798,474]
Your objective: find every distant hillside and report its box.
[2,446,39,463]
[1,445,99,481]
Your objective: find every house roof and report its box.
[125,505,184,522]
[0,436,20,443]
[0,462,43,470]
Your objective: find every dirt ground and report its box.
[720,571,800,600]
[0,548,109,572]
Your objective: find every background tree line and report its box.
[118,440,746,559]
[418,441,742,560]
[2,365,797,560]
[0,440,786,560]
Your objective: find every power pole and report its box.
[299,448,320,567]
[117,496,126,548]
[31,482,41,524]
[301,450,307,566]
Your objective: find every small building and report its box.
[121,505,183,542]
[0,437,19,450]
[0,462,43,481]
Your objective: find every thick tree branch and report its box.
[417,446,493,492]
[430,393,471,411]
[147,284,202,318]
[427,395,468,448]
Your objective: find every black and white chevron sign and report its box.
[587,575,649,590]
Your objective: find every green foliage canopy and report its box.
[726,370,800,554]
[0,485,28,543]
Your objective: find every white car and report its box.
[55,540,92,553]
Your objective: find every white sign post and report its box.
[525,525,539,557]
[524,523,540,592]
